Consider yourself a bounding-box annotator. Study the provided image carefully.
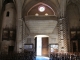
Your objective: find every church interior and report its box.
[0,0,80,60]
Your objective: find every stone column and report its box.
[62,18,68,52]
[58,17,68,52]
[58,18,64,52]
[16,0,23,53]
[22,20,26,53]
[16,19,23,53]
[58,0,68,52]
[0,0,2,53]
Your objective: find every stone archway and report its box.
[22,0,59,17]
[35,35,49,57]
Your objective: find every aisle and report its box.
[35,56,50,60]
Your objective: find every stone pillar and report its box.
[16,0,23,53]
[16,19,23,53]
[58,18,68,52]
[0,0,3,53]
[58,18,64,52]
[62,18,68,52]
[22,20,26,53]
[58,0,68,52]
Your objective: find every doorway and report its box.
[8,46,14,54]
[71,41,78,52]
[35,35,49,57]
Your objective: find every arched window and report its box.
[6,11,9,17]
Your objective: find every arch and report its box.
[27,2,56,16]
[3,0,13,6]
[22,1,59,17]
[2,0,16,12]
[66,1,80,14]
[66,2,80,28]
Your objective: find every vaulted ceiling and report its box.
[0,0,80,17]
[0,0,80,34]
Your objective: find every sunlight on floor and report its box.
[35,56,50,60]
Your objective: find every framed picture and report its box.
[70,31,76,40]
[9,30,16,40]
[2,29,9,40]
[24,44,33,52]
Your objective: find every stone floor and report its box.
[35,56,50,60]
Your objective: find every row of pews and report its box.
[50,52,80,60]
[0,51,35,60]
[1,51,80,60]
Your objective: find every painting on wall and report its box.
[24,44,33,52]
[2,29,9,40]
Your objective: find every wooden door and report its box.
[42,37,49,57]
[35,37,37,56]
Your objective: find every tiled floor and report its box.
[35,56,50,60]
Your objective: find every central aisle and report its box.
[35,56,50,60]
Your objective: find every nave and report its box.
[35,56,49,60]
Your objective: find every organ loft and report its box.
[0,0,80,60]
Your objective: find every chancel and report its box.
[0,0,80,60]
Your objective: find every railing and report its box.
[25,15,57,20]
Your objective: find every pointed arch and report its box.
[66,2,80,28]
[22,1,59,17]
[27,2,56,16]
